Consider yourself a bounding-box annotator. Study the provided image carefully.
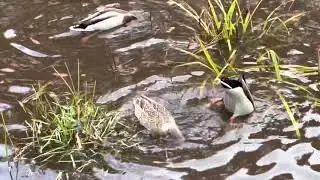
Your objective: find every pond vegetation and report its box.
[172,0,319,136]
[3,62,139,174]
[0,0,320,179]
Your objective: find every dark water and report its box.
[0,0,320,179]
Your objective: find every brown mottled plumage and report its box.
[133,95,184,140]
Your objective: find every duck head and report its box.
[220,77,242,89]
[122,14,138,24]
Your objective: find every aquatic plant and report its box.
[172,0,303,53]
[171,0,314,137]
[277,91,301,137]
[15,63,138,171]
[172,0,304,80]
[175,45,311,136]
[1,113,15,180]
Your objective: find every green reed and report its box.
[173,0,303,53]
[171,0,316,137]
[277,91,301,137]
[1,112,15,180]
[16,62,138,171]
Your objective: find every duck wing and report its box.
[239,74,255,109]
[79,8,126,23]
[139,95,170,117]
[133,95,174,124]
[75,13,121,29]
[71,9,125,30]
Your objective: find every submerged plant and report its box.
[15,63,137,171]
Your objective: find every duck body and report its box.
[133,95,184,140]
[223,86,254,117]
[69,8,137,32]
[211,74,255,124]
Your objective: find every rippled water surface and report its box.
[0,0,320,179]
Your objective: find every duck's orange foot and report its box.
[80,32,99,43]
[81,35,92,43]
[211,98,223,105]
[206,98,223,108]
[229,116,236,124]
[229,116,243,128]
[210,98,223,106]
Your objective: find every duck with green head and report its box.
[69,8,137,42]
[49,7,137,40]
[210,74,255,125]
[69,8,137,32]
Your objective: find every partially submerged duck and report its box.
[49,7,137,40]
[69,8,137,32]
[133,95,185,141]
[210,74,255,124]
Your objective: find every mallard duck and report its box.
[69,8,137,32]
[210,74,255,124]
[133,95,185,141]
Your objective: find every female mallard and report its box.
[210,74,255,124]
[133,95,185,141]
[69,8,137,32]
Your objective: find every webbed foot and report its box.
[211,98,223,105]
[206,98,223,108]
[80,32,99,43]
[228,116,243,128]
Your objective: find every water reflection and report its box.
[0,0,319,179]
[228,143,320,180]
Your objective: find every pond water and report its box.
[0,0,320,179]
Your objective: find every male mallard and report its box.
[69,8,137,32]
[133,95,185,141]
[210,74,255,124]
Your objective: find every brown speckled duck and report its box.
[133,95,185,141]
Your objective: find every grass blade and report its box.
[196,36,220,74]
[277,91,301,137]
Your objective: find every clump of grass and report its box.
[173,0,304,52]
[172,0,304,81]
[15,63,137,171]
[172,0,313,138]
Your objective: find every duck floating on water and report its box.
[133,95,185,141]
[49,7,137,40]
[210,74,255,124]
[69,8,137,32]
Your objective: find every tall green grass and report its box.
[173,0,304,53]
[257,49,282,80]
[318,47,320,75]
[277,91,301,137]
[172,0,314,137]
[15,63,138,171]
[1,113,15,180]
[173,0,304,81]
